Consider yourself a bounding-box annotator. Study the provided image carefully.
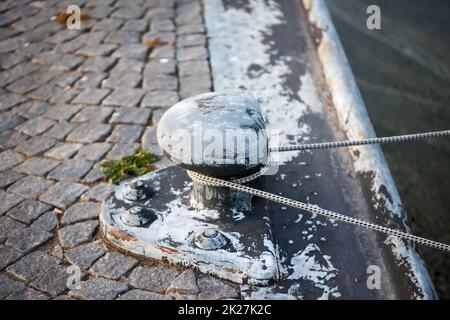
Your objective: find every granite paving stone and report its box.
[114,58,144,73]
[69,277,128,300]
[151,108,169,126]
[177,34,206,48]
[102,88,146,107]
[7,199,52,224]
[141,90,179,108]
[90,252,138,280]
[15,135,57,156]
[0,191,24,216]
[66,123,111,143]
[54,37,85,54]
[105,30,141,44]
[58,220,99,248]
[77,43,118,57]
[50,245,64,260]
[1,53,26,69]
[6,77,40,94]
[47,159,93,181]
[71,106,113,123]
[86,4,116,19]
[128,265,180,294]
[111,7,145,19]
[178,60,210,77]
[51,72,82,88]
[48,87,81,104]
[8,176,53,199]
[0,130,28,149]
[12,100,49,119]
[177,23,205,35]
[92,18,124,31]
[74,72,107,89]
[65,241,107,270]
[43,122,77,140]
[75,143,112,161]
[117,289,171,300]
[31,264,72,297]
[72,88,111,105]
[145,7,175,20]
[43,104,83,121]
[197,276,239,300]
[176,1,202,24]
[76,31,108,45]
[112,44,149,61]
[150,45,175,59]
[31,210,58,232]
[0,92,27,111]
[79,56,116,73]
[102,71,142,89]
[144,58,176,75]
[14,157,60,176]
[45,143,83,160]
[0,171,22,189]
[0,216,26,242]
[151,19,174,32]
[0,112,24,131]
[53,295,75,300]
[143,74,178,91]
[80,183,115,202]
[121,19,148,32]
[39,181,89,209]
[110,107,151,125]
[0,149,24,171]
[5,287,49,300]
[0,274,26,299]
[28,84,64,101]
[107,125,143,143]
[61,202,101,225]
[5,226,53,253]
[82,163,104,183]
[180,73,212,90]
[166,269,199,297]
[15,117,55,136]
[0,244,23,270]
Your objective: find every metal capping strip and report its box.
[303,0,436,298]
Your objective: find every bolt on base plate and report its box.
[100,165,279,285]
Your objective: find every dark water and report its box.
[325,0,450,299]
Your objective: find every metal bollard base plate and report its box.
[100,165,278,285]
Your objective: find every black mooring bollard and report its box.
[100,92,278,286]
[156,92,269,212]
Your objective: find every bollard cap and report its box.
[157,92,268,178]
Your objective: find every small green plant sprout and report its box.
[100,148,158,184]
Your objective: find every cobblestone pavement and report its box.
[0,0,240,300]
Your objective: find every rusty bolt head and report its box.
[194,228,228,250]
[121,206,153,227]
[123,180,152,201]
[202,229,219,238]
[130,180,144,189]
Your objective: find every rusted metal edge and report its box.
[302,0,436,299]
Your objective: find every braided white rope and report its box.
[186,129,450,252]
[188,170,450,252]
[270,130,450,152]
